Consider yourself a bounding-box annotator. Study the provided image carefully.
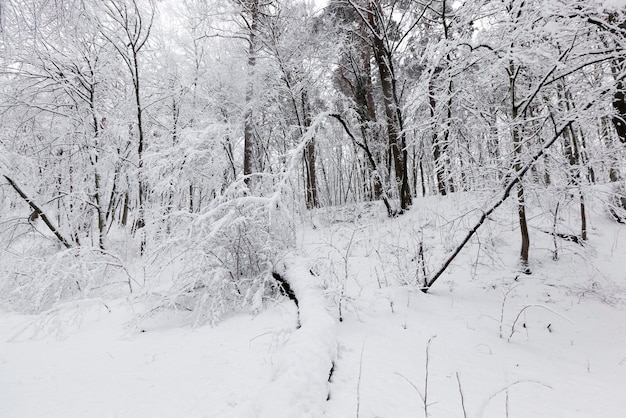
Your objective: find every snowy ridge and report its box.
[254,256,337,418]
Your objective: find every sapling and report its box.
[552,201,560,260]
[393,336,437,417]
[325,225,368,321]
[499,284,521,339]
[423,335,436,417]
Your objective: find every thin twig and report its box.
[455,372,467,418]
[356,340,366,418]
[394,373,425,404]
[477,379,553,417]
[424,335,437,417]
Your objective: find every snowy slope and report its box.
[1,188,625,417]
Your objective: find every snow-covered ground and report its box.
[2,188,625,417]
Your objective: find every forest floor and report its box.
[1,187,626,417]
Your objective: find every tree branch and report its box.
[3,175,73,249]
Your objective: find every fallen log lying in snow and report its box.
[255,258,337,417]
[272,271,299,309]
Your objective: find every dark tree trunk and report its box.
[612,69,626,144]
[606,14,626,144]
[243,0,259,189]
[367,1,412,210]
[509,59,530,270]
[358,38,383,200]
[302,90,319,209]
[560,83,588,241]
[429,81,447,196]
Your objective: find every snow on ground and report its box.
[0,301,284,417]
[1,187,626,417]
[303,188,626,417]
[255,258,336,418]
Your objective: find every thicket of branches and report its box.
[1,0,625,318]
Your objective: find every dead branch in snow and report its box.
[3,174,73,249]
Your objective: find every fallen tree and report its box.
[421,117,576,293]
[258,257,337,416]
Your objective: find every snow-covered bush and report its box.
[145,184,295,325]
[0,246,133,314]
[608,181,626,223]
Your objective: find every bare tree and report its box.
[335,0,418,212]
[98,0,154,251]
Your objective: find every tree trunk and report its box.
[601,116,622,182]
[367,0,412,210]
[243,0,259,189]
[509,59,530,270]
[89,96,105,250]
[357,35,383,200]
[302,90,319,209]
[429,80,447,195]
[561,83,588,241]
[605,14,626,144]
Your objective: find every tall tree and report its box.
[98,0,154,251]
[237,0,261,189]
[334,0,422,212]
[263,1,322,208]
